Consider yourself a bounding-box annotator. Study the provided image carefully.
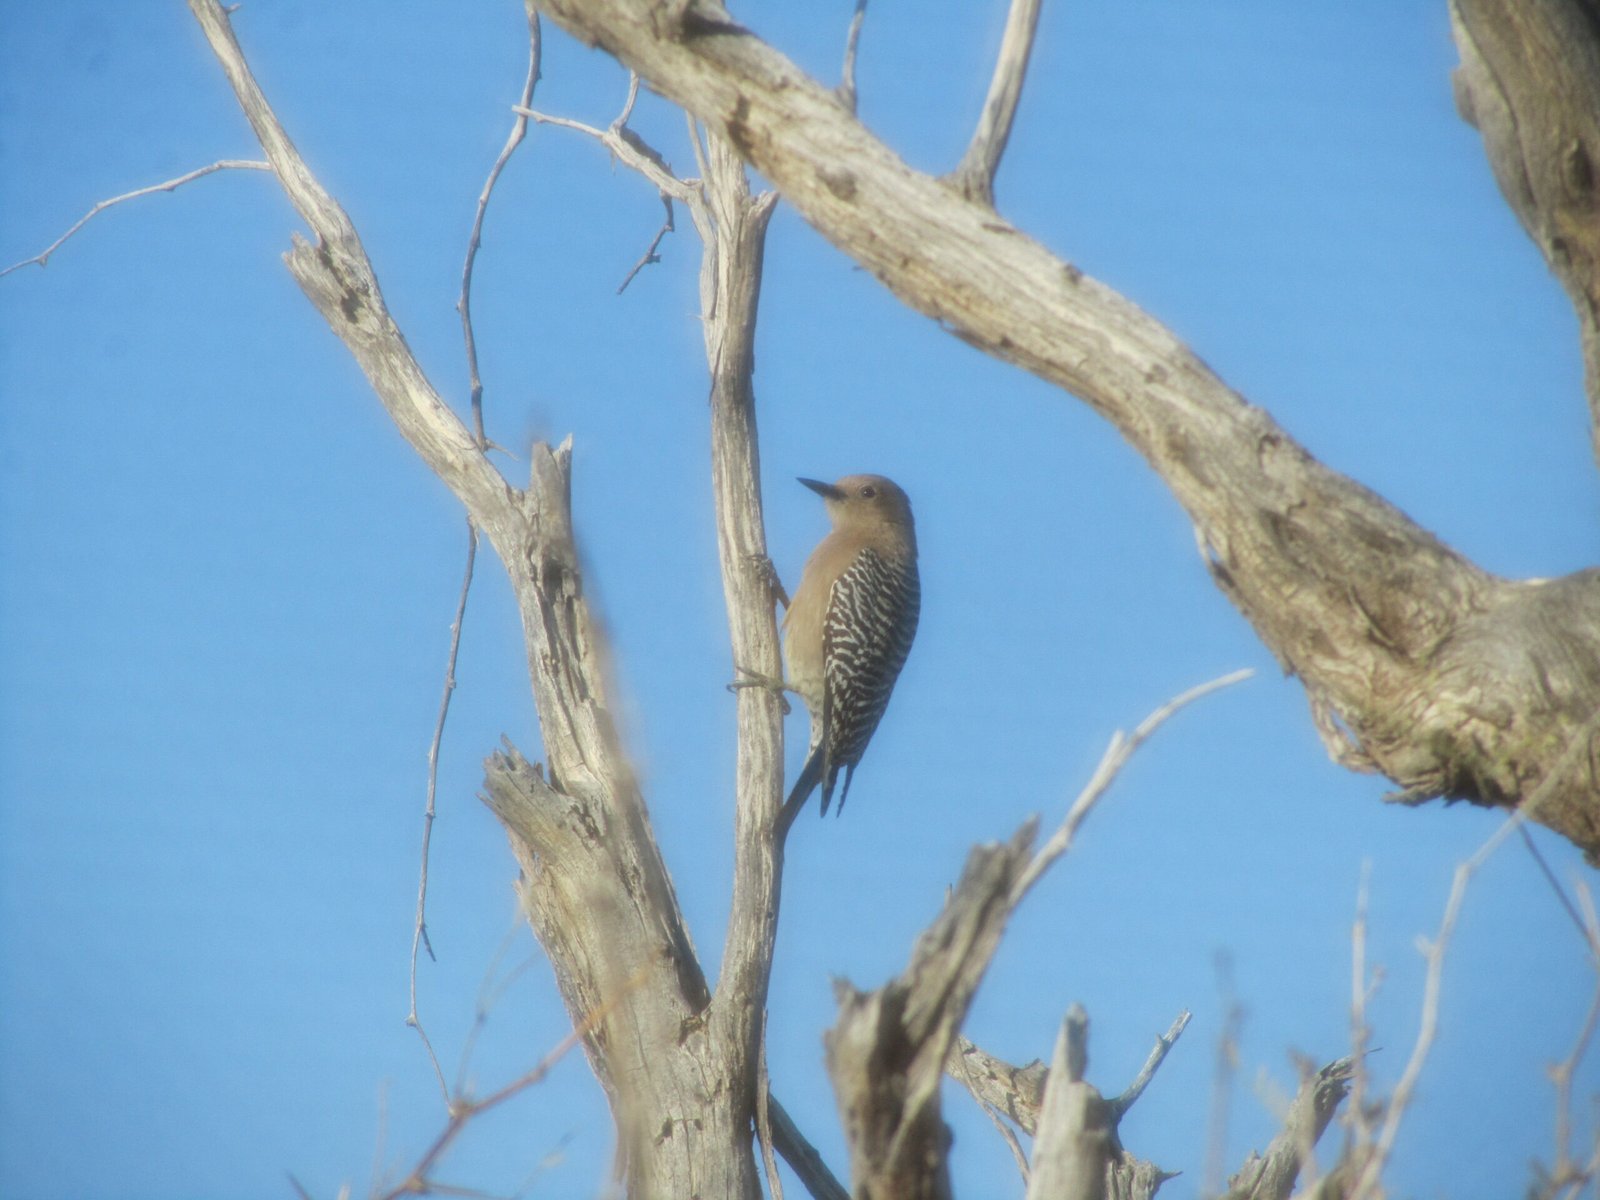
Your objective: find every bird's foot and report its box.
[727,667,793,714]
[746,553,791,611]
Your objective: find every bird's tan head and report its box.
[799,474,916,548]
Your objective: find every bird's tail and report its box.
[784,740,826,818]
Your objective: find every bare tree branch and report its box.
[1450,0,1600,466]
[948,1036,1049,1135]
[838,0,868,114]
[1224,1058,1355,1200]
[377,973,635,1200]
[0,160,271,278]
[1349,713,1600,1199]
[827,673,1241,1195]
[1204,953,1247,1196]
[408,519,480,1106]
[1109,1010,1193,1122]
[1027,1006,1110,1200]
[826,823,1038,1200]
[459,3,541,446]
[616,192,676,293]
[531,0,1600,860]
[950,1014,1189,1200]
[403,12,543,1085]
[948,0,1043,205]
[1012,669,1254,903]
[768,1095,852,1200]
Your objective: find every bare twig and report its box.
[455,917,541,1096]
[1541,967,1600,1198]
[402,4,542,1104]
[768,1094,851,1200]
[404,519,480,1105]
[757,1031,783,1200]
[837,0,868,113]
[1109,1009,1193,1121]
[1348,713,1600,1200]
[980,1097,1032,1185]
[379,969,645,1200]
[515,107,695,203]
[1012,668,1254,903]
[830,662,1239,1197]
[1205,952,1246,1198]
[459,4,541,446]
[616,192,676,294]
[1520,824,1600,955]
[0,160,271,278]
[1346,862,1381,1159]
[948,0,1043,205]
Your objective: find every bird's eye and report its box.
[860,485,878,498]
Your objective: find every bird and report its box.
[782,474,920,819]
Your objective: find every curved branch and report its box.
[0,160,271,278]
[532,0,1600,859]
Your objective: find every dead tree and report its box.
[88,1,1593,1195]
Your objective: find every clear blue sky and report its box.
[2,4,1596,1199]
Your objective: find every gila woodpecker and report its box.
[783,474,920,818]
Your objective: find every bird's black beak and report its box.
[798,477,845,500]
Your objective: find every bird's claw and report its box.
[728,667,792,715]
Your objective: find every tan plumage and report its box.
[783,474,920,818]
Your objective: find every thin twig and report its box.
[1011,668,1254,903]
[1347,711,1600,1200]
[837,0,868,113]
[1110,1009,1193,1120]
[404,7,542,1106]
[0,160,271,278]
[1547,968,1600,1196]
[684,113,712,196]
[459,5,541,446]
[615,71,642,129]
[1520,823,1600,955]
[981,1098,1032,1185]
[616,193,676,294]
[1347,860,1381,1159]
[768,1094,851,1200]
[406,519,480,1106]
[948,0,1043,205]
[756,1028,783,1200]
[380,969,647,1200]
[514,107,694,204]
[1204,952,1245,1198]
[455,916,541,1096]
[371,1079,391,1200]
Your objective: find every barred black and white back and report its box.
[813,547,921,814]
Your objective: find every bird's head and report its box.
[799,474,916,545]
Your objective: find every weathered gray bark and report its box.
[1223,1058,1355,1200]
[825,824,1036,1200]
[1451,0,1600,468]
[533,0,1600,860]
